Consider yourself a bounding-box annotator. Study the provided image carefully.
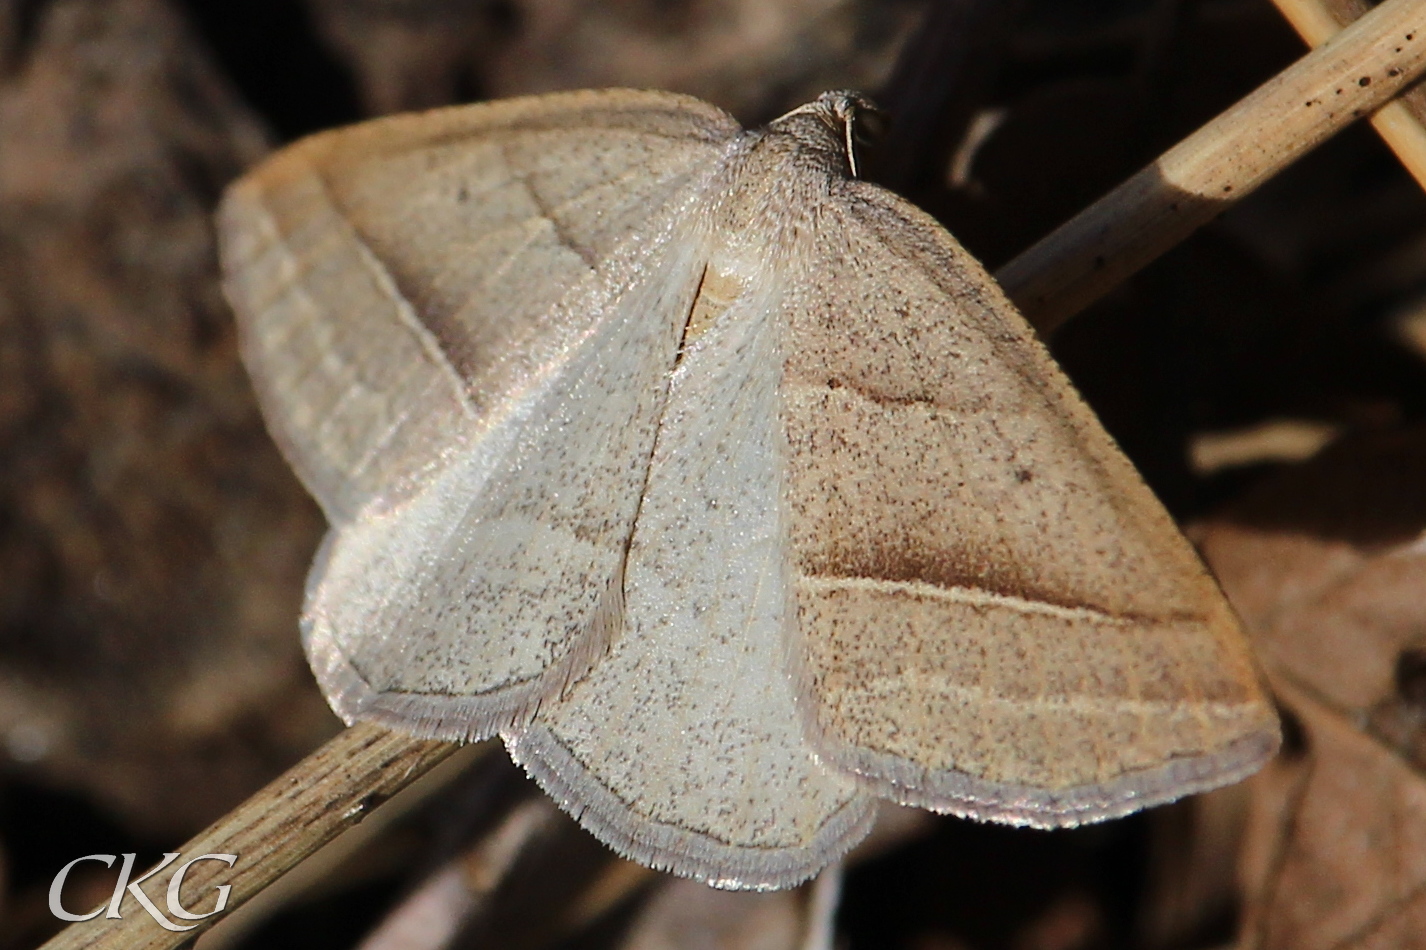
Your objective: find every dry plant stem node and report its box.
[995,0,1426,334]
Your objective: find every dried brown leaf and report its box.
[1195,428,1426,950]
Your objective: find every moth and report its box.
[217,89,1279,890]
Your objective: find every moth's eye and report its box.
[849,104,888,151]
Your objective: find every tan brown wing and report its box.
[781,180,1279,825]
[219,89,739,522]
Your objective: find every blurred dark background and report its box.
[3,1,1426,948]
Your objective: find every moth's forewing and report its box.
[775,173,1278,825]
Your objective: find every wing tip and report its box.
[302,606,545,744]
[504,724,878,891]
[299,525,629,743]
[305,638,531,744]
[822,724,1280,828]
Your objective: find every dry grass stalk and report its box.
[995,0,1426,333]
[38,724,455,950]
[1272,0,1426,190]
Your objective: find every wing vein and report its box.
[311,167,478,420]
[799,573,1138,627]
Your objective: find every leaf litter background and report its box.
[3,0,1426,948]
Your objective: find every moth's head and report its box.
[765,91,885,179]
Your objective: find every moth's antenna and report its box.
[834,93,886,180]
[845,116,860,179]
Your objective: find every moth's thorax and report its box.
[698,96,863,289]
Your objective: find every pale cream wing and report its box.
[783,183,1279,825]
[302,231,706,738]
[219,89,739,521]
[217,90,742,739]
[508,271,873,889]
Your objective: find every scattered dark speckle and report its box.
[1389,67,1403,76]
[1222,184,1233,193]
[1015,469,1033,484]
[1359,76,1372,87]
